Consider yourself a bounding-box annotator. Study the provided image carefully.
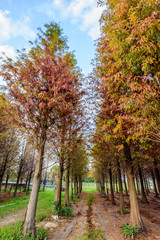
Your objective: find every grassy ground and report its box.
[0,189,63,220]
[0,183,97,220]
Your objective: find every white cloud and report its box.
[0,44,16,60]
[52,0,105,40]
[0,10,12,42]
[0,10,36,44]
[54,0,65,7]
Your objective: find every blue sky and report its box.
[0,0,105,85]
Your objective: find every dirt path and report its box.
[0,208,26,228]
[1,192,160,239]
[45,192,160,240]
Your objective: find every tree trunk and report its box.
[74,175,77,196]
[4,172,9,192]
[151,170,158,198]
[43,172,47,192]
[106,175,109,200]
[138,167,148,203]
[117,161,125,214]
[135,176,140,195]
[0,154,9,192]
[101,172,105,192]
[109,167,116,205]
[26,170,33,195]
[79,176,82,193]
[154,158,160,193]
[123,172,128,196]
[123,142,145,230]
[13,158,23,197]
[71,168,73,200]
[23,132,46,237]
[54,160,64,206]
[64,160,70,205]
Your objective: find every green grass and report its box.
[0,221,48,240]
[0,189,65,221]
[85,195,95,206]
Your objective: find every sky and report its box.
[0,0,105,85]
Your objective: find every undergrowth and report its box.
[0,221,47,240]
[53,201,73,217]
[122,224,139,239]
[77,226,105,240]
[85,195,95,206]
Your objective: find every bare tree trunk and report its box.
[26,169,33,195]
[79,176,82,193]
[64,160,70,205]
[154,158,160,193]
[54,160,64,206]
[151,170,158,198]
[135,175,140,195]
[109,167,116,205]
[71,168,73,200]
[0,154,9,192]
[23,132,46,237]
[138,167,148,203]
[13,158,24,197]
[4,172,9,192]
[106,174,109,200]
[123,142,145,230]
[43,172,47,192]
[117,161,125,214]
[74,175,77,196]
[123,172,128,196]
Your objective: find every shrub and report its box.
[53,202,73,217]
[122,224,139,239]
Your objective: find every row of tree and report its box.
[0,22,88,237]
[92,0,160,230]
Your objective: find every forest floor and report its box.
[43,192,160,240]
[0,191,160,239]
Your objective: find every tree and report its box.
[0,22,82,237]
[95,0,159,229]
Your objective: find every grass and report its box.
[77,226,105,240]
[0,188,66,221]
[85,195,95,206]
[0,221,48,240]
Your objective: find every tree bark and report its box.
[0,154,9,192]
[123,172,128,196]
[54,159,64,206]
[138,167,148,203]
[23,132,46,237]
[79,176,82,193]
[71,168,73,200]
[42,171,47,192]
[64,159,70,205]
[154,158,160,193]
[123,142,145,229]
[117,161,125,214]
[13,157,24,197]
[109,167,116,205]
[74,175,77,196]
[151,170,158,198]
[4,172,9,192]
[26,169,33,195]
[135,175,140,195]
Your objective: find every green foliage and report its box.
[0,221,47,240]
[122,224,139,238]
[83,177,95,183]
[53,202,73,217]
[75,193,81,199]
[101,191,107,198]
[85,195,95,206]
[77,227,105,240]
